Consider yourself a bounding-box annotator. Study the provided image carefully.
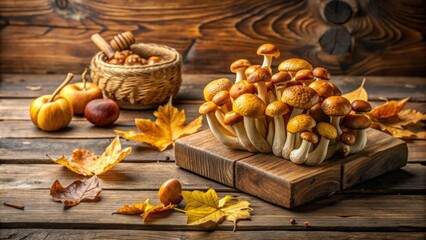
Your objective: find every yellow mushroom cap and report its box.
[203,78,233,101]
[281,85,319,109]
[245,65,261,78]
[257,43,280,58]
[287,114,316,134]
[212,90,230,106]
[265,101,290,117]
[223,111,243,126]
[233,93,266,118]
[247,67,272,84]
[309,80,341,99]
[278,58,313,72]
[229,80,256,99]
[322,96,351,116]
[316,122,338,140]
[300,131,319,144]
[199,102,218,115]
[230,59,251,73]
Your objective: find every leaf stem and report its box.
[174,207,186,213]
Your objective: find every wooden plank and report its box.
[1,189,425,231]
[0,162,233,192]
[1,229,425,240]
[0,1,425,76]
[2,74,426,101]
[175,130,253,187]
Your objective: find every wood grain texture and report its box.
[0,0,425,75]
[1,189,425,231]
[1,229,425,240]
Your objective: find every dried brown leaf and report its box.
[113,199,175,222]
[369,97,410,119]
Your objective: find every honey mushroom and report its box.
[326,131,356,159]
[223,111,257,152]
[308,80,342,101]
[257,43,280,69]
[247,67,272,104]
[233,93,271,153]
[281,85,319,120]
[305,122,338,165]
[290,131,318,164]
[271,71,291,99]
[321,96,351,136]
[342,114,371,153]
[265,101,290,157]
[294,69,314,86]
[230,59,251,83]
[278,58,313,79]
[282,114,316,159]
[312,67,331,81]
[199,102,244,150]
[244,65,261,79]
[229,80,257,101]
[212,90,236,136]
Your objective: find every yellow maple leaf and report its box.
[368,97,410,119]
[115,98,203,151]
[181,189,252,231]
[113,199,175,222]
[49,136,132,176]
[342,78,368,103]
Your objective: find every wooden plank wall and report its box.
[0,0,425,75]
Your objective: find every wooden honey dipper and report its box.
[90,31,135,59]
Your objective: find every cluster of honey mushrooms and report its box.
[199,43,372,166]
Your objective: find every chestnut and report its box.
[84,99,120,127]
[158,179,183,205]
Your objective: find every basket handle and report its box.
[91,33,115,59]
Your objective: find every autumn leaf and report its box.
[115,98,203,151]
[368,97,410,119]
[181,189,252,231]
[50,175,102,209]
[342,78,368,103]
[113,199,175,222]
[49,136,132,176]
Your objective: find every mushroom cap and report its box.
[245,65,261,78]
[309,80,341,99]
[247,67,272,84]
[230,59,251,73]
[212,90,230,106]
[223,111,243,126]
[294,69,314,81]
[271,71,291,84]
[229,80,256,99]
[351,100,372,112]
[233,93,266,118]
[342,114,371,129]
[278,58,313,72]
[309,102,328,122]
[300,131,319,144]
[203,78,233,101]
[312,67,331,80]
[281,85,319,109]
[322,96,351,116]
[287,114,316,134]
[265,101,290,117]
[316,122,337,140]
[257,43,280,58]
[199,102,218,115]
[340,131,356,145]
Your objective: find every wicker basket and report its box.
[90,43,182,109]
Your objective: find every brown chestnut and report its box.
[158,179,183,205]
[84,99,120,127]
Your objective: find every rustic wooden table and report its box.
[0,74,425,239]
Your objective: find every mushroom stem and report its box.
[282,132,295,159]
[261,55,273,69]
[206,112,245,150]
[235,69,245,83]
[266,119,274,146]
[350,129,367,153]
[330,116,343,136]
[289,107,304,120]
[289,140,312,164]
[255,118,268,139]
[244,117,271,153]
[215,110,236,136]
[305,138,330,165]
[272,115,286,157]
[257,82,268,104]
[325,142,349,159]
[233,122,258,152]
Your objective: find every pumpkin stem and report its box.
[82,68,88,90]
[48,73,74,103]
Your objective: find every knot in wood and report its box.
[324,0,352,24]
[55,0,69,9]
[319,27,351,55]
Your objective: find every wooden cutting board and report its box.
[175,128,408,208]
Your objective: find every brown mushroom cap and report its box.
[203,78,233,101]
[340,131,356,145]
[312,67,331,80]
[278,58,313,72]
[257,43,280,58]
[271,71,291,84]
[309,80,342,99]
[230,59,251,73]
[199,102,218,115]
[223,111,243,126]
[212,90,230,106]
[322,96,351,116]
[316,122,337,140]
[265,101,290,117]
[287,114,316,134]
[245,65,261,78]
[309,102,328,122]
[281,85,319,109]
[342,114,371,129]
[300,131,319,144]
[351,100,372,112]
[229,80,256,99]
[247,67,272,84]
[294,69,314,81]
[233,93,266,118]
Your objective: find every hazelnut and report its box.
[124,54,141,66]
[108,58,122,65]
[113,51,126,61]
[148,56,162,65]
[158,179,183,205]
[140,58,148,65]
